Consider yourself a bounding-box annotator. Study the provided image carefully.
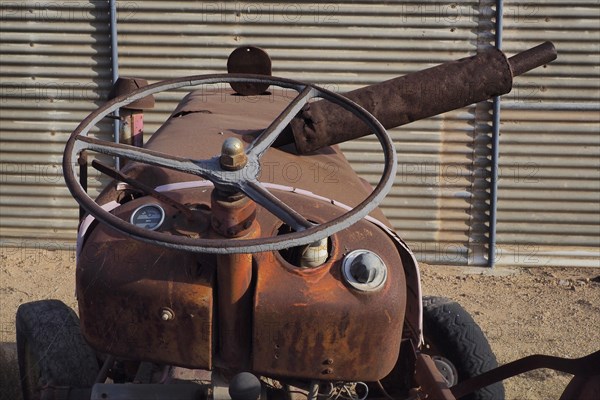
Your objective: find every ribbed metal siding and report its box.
[0,1,113,245]
[115,0,485,264]
[496,0,600,266]
[2,1,597,267]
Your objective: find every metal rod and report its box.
[488,0,504,268]
[508,41,556,76]
[91,160,197,218]
[110,0,120,170]
[307,381,320,400]
[95,355,115,384]
[78,150,88,220]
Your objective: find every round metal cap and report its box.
[227,46,272,95]
[220,137,248,171]
[342,249,387,292]
[108,77,155,110]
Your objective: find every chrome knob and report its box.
[220,137,247,171]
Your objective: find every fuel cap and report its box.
[342,249,387,292]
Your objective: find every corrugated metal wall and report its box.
[496,0,600,266]
[1,1,112,245]
[1,1,598,267]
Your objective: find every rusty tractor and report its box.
[16,42,600,400]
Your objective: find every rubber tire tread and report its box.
[16,300,99,398]
[422,296,505,400]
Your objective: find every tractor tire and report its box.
[16,299,99,400]
[422,296,505,400]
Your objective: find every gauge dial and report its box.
[130,204,165,231]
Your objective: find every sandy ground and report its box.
[0,246,599,399]
[421,264,600,399]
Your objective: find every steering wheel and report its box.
[63,74,397,254]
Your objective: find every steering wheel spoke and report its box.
[76,135,219,178]
[242,180,313,232]
[246,85,316,159]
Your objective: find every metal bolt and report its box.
[220,137,247,171]
[160,308,174,321]
[324,358,334,365]
[322,367,333,375]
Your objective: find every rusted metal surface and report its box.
[227,46,272,95]
[414,354,455,400]
[507,41,557,77]
[78,183,406,377]
[280,43,557,153]
[210,190,257,238]
[252,191,406,381]
[98,89,386,224]
[216,250,253,371]
[86,86,424,352]
[211,188,260,370]
[77,217,215,369]
[109,77,155,110]
[75,84,416,376]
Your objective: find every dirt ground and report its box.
[0,247,599,399]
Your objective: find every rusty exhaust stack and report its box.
[278,42,556,154]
